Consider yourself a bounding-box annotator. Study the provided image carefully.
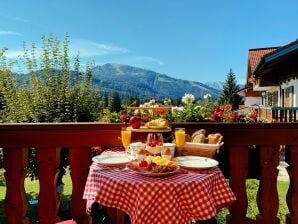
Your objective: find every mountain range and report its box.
[91,63,222,100]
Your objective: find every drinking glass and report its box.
[146,133,164,155]
[175,128,185,149]
[121,127,132,153]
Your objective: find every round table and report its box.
[83,160,236,224]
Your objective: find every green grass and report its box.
[0,168,103,224]
[0,170,289,224]
[215,179,289,223]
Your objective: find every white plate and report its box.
[92,153,133,166]
[175,156,219,170]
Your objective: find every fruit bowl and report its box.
[127,158,179,177]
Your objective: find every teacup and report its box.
[129,142,146,157]
[163,143,176,158]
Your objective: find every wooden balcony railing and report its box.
[241,106,298,122]
[1,122,298,224]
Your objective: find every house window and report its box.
[283,86,294,107]
[269,91,278,107]
[262,91,278,107]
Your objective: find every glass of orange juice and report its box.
[175,128,185,149]
[121,127,132,153]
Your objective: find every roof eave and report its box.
[253,43,298,77]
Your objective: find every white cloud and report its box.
[119,55,164,66]
[3,38,164,70]
[130,56,164,65]
[70,39,129,57]
[0,30,22,36]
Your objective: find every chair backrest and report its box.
[56,220,77,224]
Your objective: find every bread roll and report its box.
[191,129,206,139]
[185,134,192,142]
[137,148,147,155]
[162,147,171,155]
[207,133,223,144]
[192,133,206,143]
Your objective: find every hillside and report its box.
[92,63,221,100]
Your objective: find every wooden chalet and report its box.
[239,39,298,122]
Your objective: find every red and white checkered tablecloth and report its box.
[83,158,236,224]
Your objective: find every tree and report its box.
[108,92,122,112]
[218,69,243,110]
[122,94,139,107]
[0,34,104,180]
[0,33,103,123]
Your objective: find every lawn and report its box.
[0,169,289,224]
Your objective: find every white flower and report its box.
[149,99,155,105]
[163,98,171,106]
[141,103,151,108]
[172,106,184,113]
[178,106,184,111]
[203,94,212,100]
[182,94,195,105]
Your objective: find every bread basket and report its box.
[178,142,224,158]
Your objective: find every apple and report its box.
[129,116,142,129]
[139,160,148,167]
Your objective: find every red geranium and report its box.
[210,104,259,123]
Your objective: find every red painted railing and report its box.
[1,122,298,224]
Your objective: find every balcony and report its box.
[0,122,298,224]
[238,106,298,123]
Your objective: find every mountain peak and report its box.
[92,64,221,99]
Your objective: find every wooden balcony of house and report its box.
[1,122,298,224]
[238,106,298,122]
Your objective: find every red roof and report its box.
[247,47,278,84]
[261,39,298,59]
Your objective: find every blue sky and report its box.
[1,0,297,84]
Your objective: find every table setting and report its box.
[83,126,235,224]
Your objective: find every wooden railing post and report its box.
[256,145,280,224]
[36,147,61,224]
[289,110,293,122]
[3,147,29,224]
[69,147,92,224]
[227,145,251,224]
[2,122,298,223]
[286,146,298,224]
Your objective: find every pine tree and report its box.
[108,92,122,112]
[122,94,137,107]
[218,69,243,110]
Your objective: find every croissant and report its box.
[207,133,223,144]
[145,118,169,127]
